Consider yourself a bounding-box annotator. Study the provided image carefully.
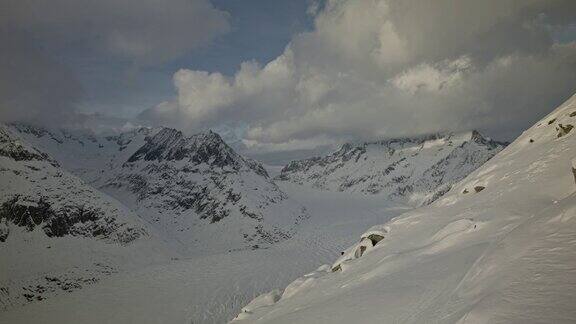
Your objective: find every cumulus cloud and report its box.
[145,0,575,151]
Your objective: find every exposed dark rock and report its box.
[0,195,142,244]
[474,186,485,193]
[366,234,385,245]
[0,129,59,167]
[356,245,367,258]
[556,124,574,138]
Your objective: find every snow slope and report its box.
[277,131,505,206]
[0,125,170,311]
[233,93,576,323]
[0,184,409,324]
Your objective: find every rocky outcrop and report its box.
[0,125,148,245]
[0,195,142,244]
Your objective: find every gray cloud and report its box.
[143,0,576,153]
[0,29,83,125]
[2,0,229,64]
[0,0,229,126]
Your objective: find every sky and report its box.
[1,0,576,164]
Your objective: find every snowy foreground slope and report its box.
[277,131,505,206]
[234,94,576,323]
[0,126,170,311]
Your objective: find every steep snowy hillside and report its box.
[8,124,307,254]
[234,93,576,323]
[277,131,505,206]
[0,126,168,311]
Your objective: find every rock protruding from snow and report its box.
[572,158,576,185]
[277,131,506,206]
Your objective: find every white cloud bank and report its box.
[142,0,576,151]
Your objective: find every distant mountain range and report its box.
[276,131,506,206]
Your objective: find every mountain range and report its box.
[1,121,508,320]
[277,131,506,205]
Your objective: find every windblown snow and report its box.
[232,93,576,323]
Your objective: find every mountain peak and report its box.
[125,127,268,176]
[465,129,508,148]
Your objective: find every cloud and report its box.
[0,28,83,125]
[141,0,576,151]
[0,0,229,126]
[2,0,229,64]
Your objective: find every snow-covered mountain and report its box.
[102,128,307,254]
[0,126,147,244]
[233,93,576,323]
[7,123,155,184]
[0,125,167,311]
[7,124,307,254]
[277,131,506,206]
